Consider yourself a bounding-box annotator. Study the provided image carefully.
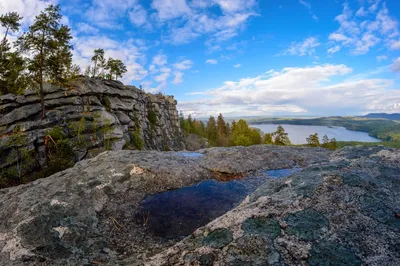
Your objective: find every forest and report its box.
[180,113,338,150]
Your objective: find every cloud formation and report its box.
[283,37,321,56]
[179,64,400,117]
[328,1,399,55]
[206,59,218,64]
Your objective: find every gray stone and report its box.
[115,111,132,125]
[147,146,400,266]
[0,77,185,180]
[0,145,333,265]
[0,104,41,126]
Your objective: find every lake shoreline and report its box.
[251,123,381,144]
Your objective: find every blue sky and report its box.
[1,0,400,117]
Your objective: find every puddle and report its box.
[136,167,301,239]
[264,166,303,178]
[175,152,204,158]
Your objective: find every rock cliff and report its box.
[0,77,184,183]
[0,145,398,265]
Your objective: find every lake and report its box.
[251,124,381,144]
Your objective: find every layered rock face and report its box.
[0,145,398,265]
[0,78,184,178]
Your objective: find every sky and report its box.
[1,0,400,117]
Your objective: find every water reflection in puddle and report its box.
[136,167,301,239]
[175,152,204,158]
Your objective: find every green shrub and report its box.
[148,109,157,130]
[131,130,144,150]
[44,139,74,177]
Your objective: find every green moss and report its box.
[199,254,215,266]
[308,241,361,266]
[285,209,329,241]
[103,97,112,111]
[242,216,281,239]
[202,228,233,249]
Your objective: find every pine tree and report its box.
[0,12,22,58]
[231,119,252,146]
[47,25,73,83]
[105,58,127,80]
[250,128,262,145]
[0,12,26,95]
[274,125,291,145]
[91,48,105,77]
[322,134,329,145]
[17,5,72,118]
[264,133,273,144]
[306,133,320,147]
[206,116,218,146]
[0,51,27,95]
[217,113,229,146]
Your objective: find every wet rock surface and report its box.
[0,145,330,265]
[146,146,400,266]
[0,145,399,266]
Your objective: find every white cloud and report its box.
[283,37,320,56]
[355,7,367,17]
[329,2,400,55]
[327,45,341,54]
[353,32,380,55]
[214,0,257,13]
[393,57,400,72]
[206,59,218,64]
[172,72,184,84]
[75,23,99,35]
[179,64,400,117]
[173,60,193,70]
[389,40,400,50]
[85,0,139,29]
[157,0,258,46]
[233,64,241,68]
[152,54,168,66]
[151,0,191,20]
[369,0,381,13]
[376,55,388,62]
[155,71,170,83]
[299,0,318,21]
[129,5,148,27]
[147,58,193,90]
[329,33,352,44]
[0,0,57,27]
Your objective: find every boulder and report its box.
[0,145,333,265]
[0,145,399,265]
[147,146,400,266]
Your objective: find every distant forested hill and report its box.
[247,116,400,142]
[361,113,400,120]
